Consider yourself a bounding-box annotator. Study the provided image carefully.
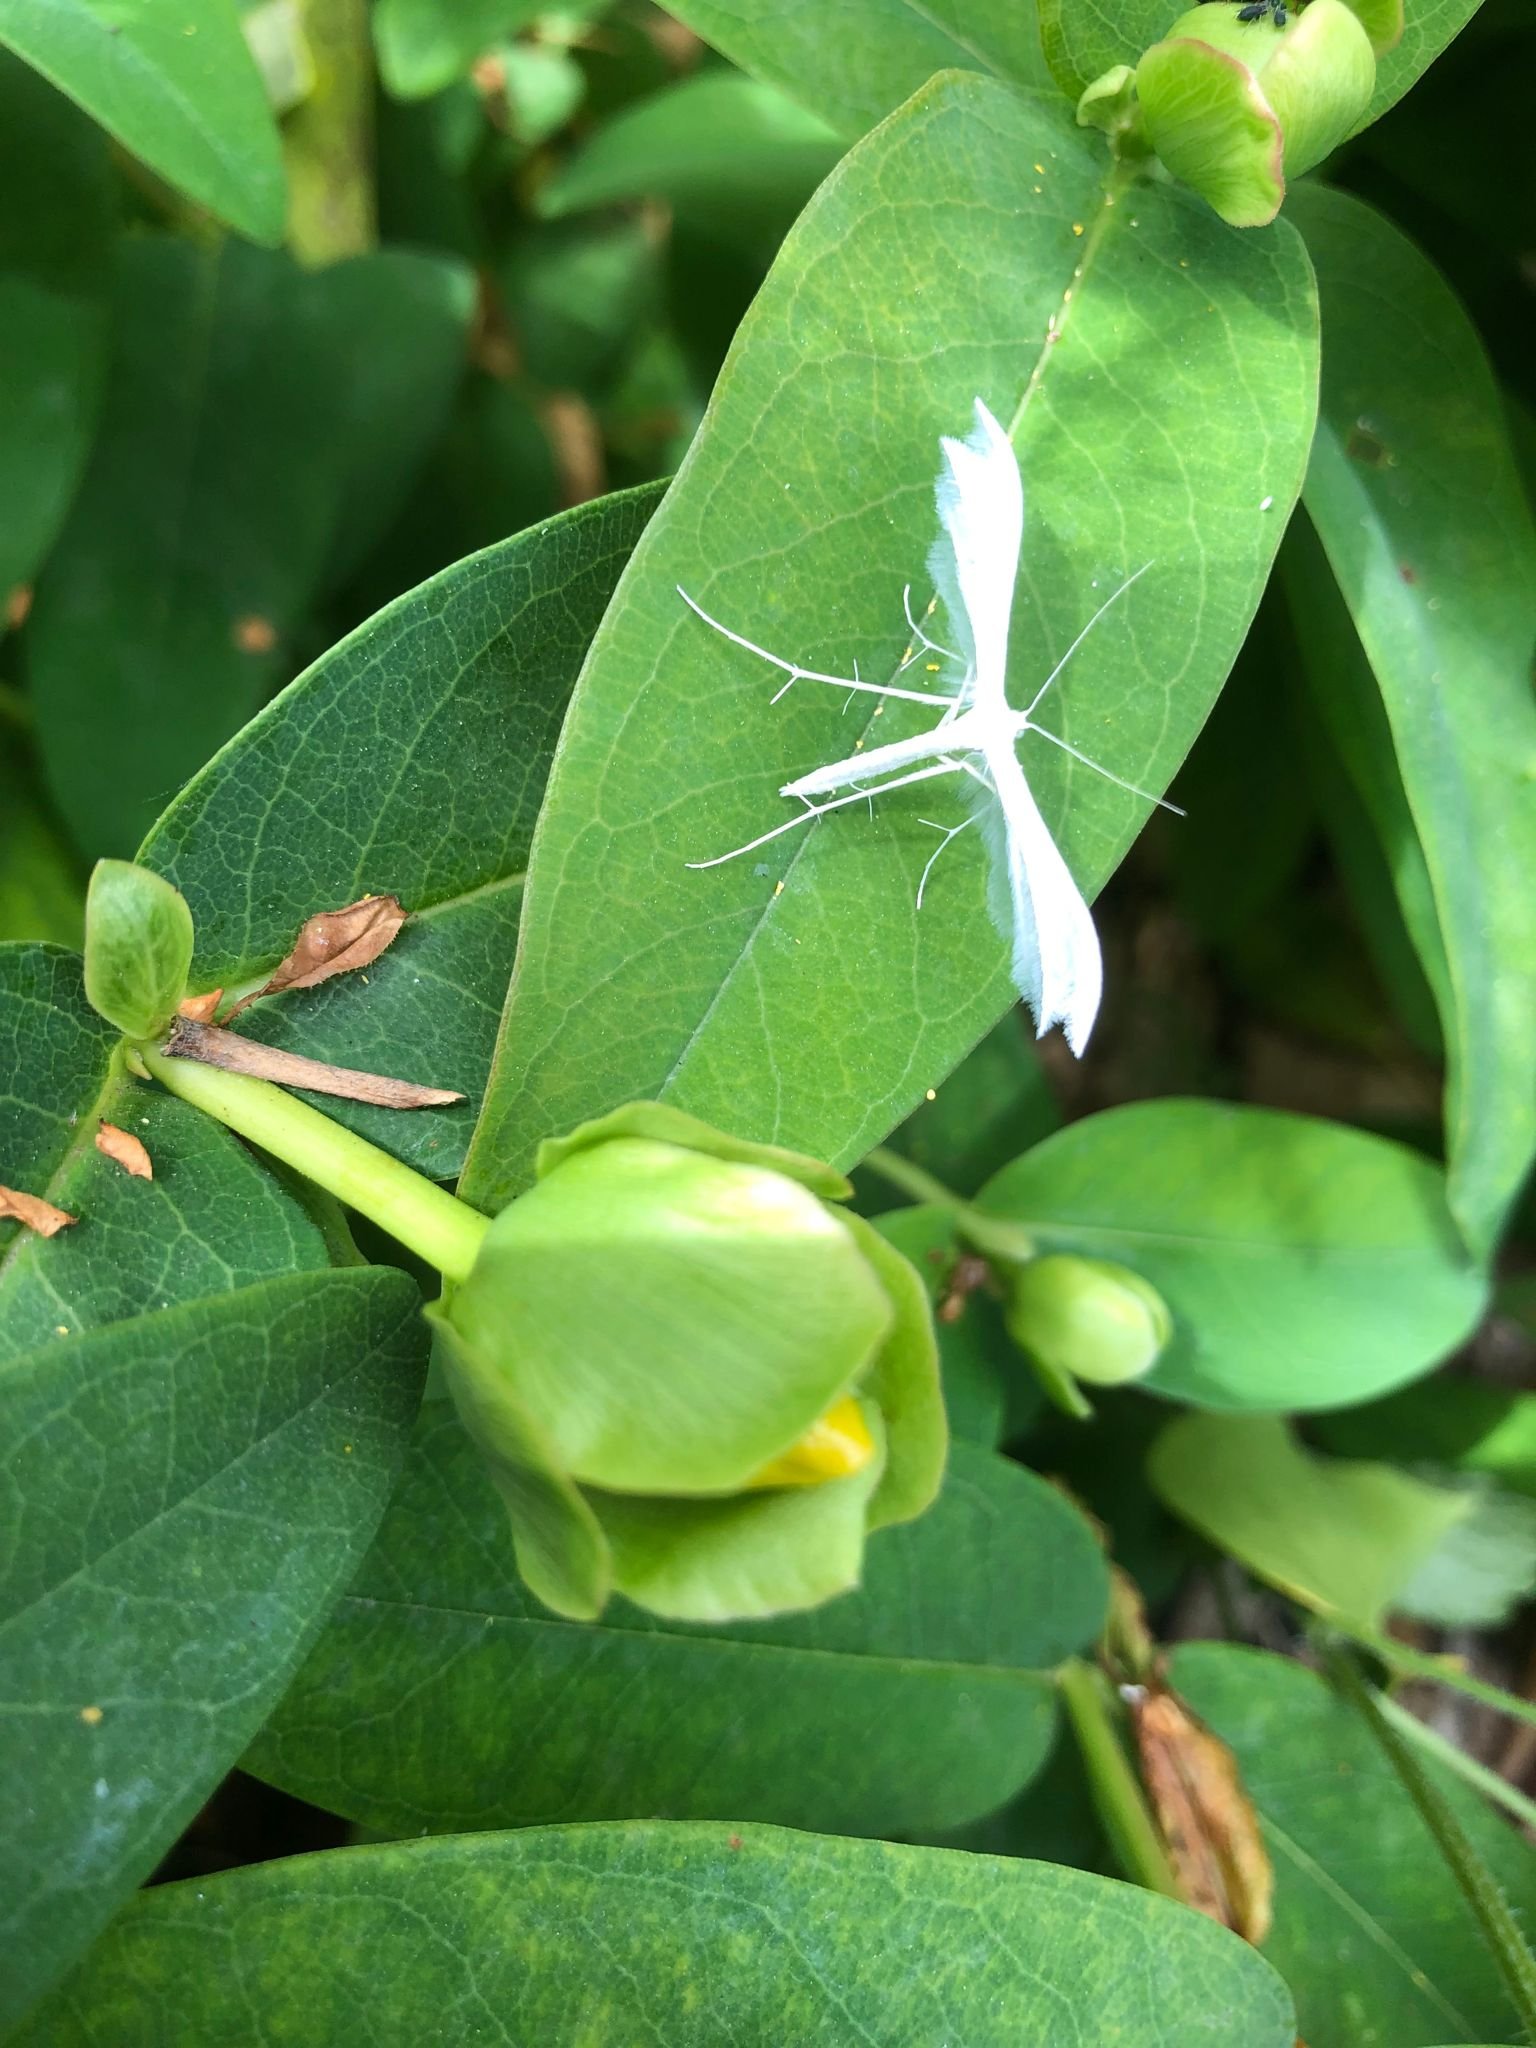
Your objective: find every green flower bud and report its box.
[1134,0,1377,227]
[435,1103,946,1624]
[83,859,195,1041]
[1005,1253,1173,1389]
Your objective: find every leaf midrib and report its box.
[657,154,1134,1116]
[341,1588,1062,1683]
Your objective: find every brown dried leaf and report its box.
[225,894,407,1020]
[1130,1683,1274,1946]
[177,988,224,1023]
[0,1183,77,1236]
[96,1122,153,1180]
[165,1018,462,1111]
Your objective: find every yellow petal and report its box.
[744,1396,875,1490]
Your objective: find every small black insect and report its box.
[1238,0,1289,20]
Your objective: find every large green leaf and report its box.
[247,1413,1106,1838]
[461,76,1319,1212]
[0,1266,426,2033]
[1288,185,1536,1260]
[0,51,111,601]
[1150,1413,1469,1624]
[0,0,286,244]
[664,0,1050,136]
[140,484,664,1180]
[19,1821,1296,2045]
[973,1099,1484,1411]
[25,237,475,861]
[540,71,844,244]
[1172,1643,1536,2047]
[1037,0,1481,126]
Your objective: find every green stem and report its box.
[1326,1642,1536,2039]
[860,1145,961,1210]
[1375,1688,1536,1838]
[1057,1658,1184,1902]
[132,1043,488,1283]
[284,0,376,265]
[860,1145,1038,1262]
[1343,1620,1536,1736]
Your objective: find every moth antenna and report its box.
[915,813,978,909]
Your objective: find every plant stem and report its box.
[1057,1658,1183,1902]
[1326,1642,1536,2039]
[1375,1688,1536,1837]
[860,1145,1038,1262]
[284,0,376,265]
[131,1043,488,1283]
[1344,1620,1536,1736]
[860,1145,961,1210]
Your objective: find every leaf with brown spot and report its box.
[95,1122,154,1180]
[1129,1682,1274,1946]
[164,1017,463,1110]
[177,988,224,1023]
[225,894,408,1019]
[0,1183,77,1236]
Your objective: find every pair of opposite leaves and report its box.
[681,400,1176,1056]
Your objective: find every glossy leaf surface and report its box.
[0,1267,425,2031]
[462,76,1319,1212]
[140,484,663,1179]
[248,1413,1106,1839]
[20,1821,1295,2046]
[1290,184,1536,1258]
[0,51,110,600]
[27,237,474,860]
[974,1100,1484,1411]
[663,0,1050,135]
[1174,1643,1536,2047]
[0,0,286,243]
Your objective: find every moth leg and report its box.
[686,761,963,871]
[678,586,960,710]
[899,583,963,668]
[915,808,979,909]
[1022,562,1154,718]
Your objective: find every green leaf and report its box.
[139,484,663,1179]
[1039,0,1479,125]
[0,50,111,601]
[247,1416,1107,1839]
[1288,184,1536,1258]
[0,1265,426,2033]
[1149,1412,1469,1625]
[540,70,844,242]
[373,0,546,100]
[26,236,475,860]
[82,858,193,1040]
[18,1820,1295,2046]
[874,1008,1061,1198]
[869,1204,1013,1447]
[663,0,1051,136]
[0,0,286,244]
[973,1100,1485,1411]
[460,76,1319,1213]
[1317,1377,1536,1502]
[1172,1642,1536,2047]
[0,743,85,948]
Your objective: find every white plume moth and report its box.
[680,398,1179,1056]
